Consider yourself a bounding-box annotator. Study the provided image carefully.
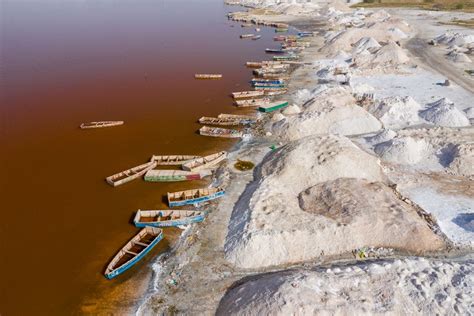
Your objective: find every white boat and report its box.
[80,121,124,129]
[149,155,201,165]
[199,126,244,138]
[182,151,227,171]
[106,161,157,187]
[231,90,264,99]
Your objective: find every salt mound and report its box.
[388,27,408,39]
[282,104,301,115]
[225,135,389,268]
[434,32,474,47]
[292,89,312,106]
[352,37,381,55]
[368,96,422,128]
[353,41,410,69]
[366,9,391,22]
[374,136,429,164]
[366,128,397,144]
[420,98,470,127]
[274,87,382,140]
[447,50,472,63]
[271,112,286,122]
[465,107,474,119]
[352,83,375,94]
[448,143,474,177]
[217,258,471,316]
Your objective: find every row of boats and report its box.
[104,151,229,279]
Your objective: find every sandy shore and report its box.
[136,1,473,314]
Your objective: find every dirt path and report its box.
[406,37,474,94]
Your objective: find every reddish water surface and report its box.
[0,0,283,314]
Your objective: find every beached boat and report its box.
[231,90,264,99]
[198,116,254,126]
[167,187,225,207]
[218,113,259,121]
[194,74,222,79]
[260,73,290,80]
[265,89,288,96]
[251,78,285,84]
[298,31,314,37]
[199,126,244,138]
[149,155,201,165]
[253,83,287,89]
[258,100,289,113]
[265,48,286,54]
[252,35,262,40]
[106,161,157,187]
[273,55,299,61]
[104,227,163,279]
[235,97,270,107]
[241,23,253,27]
[134,210,207,228]
[274,35,286,41]
[275,28,288,33]
[144,169,211,182]
[240,34,254,38]
[80,121,124,129]
[182,151,227,171]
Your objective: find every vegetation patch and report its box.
[234,159,255,171]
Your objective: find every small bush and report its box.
[234,160,255,171]
[455,3,464,9]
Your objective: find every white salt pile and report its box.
[367,96,422,128]
[352,83,375,94]
[420,98,470,127]
[448,143,474,178]
[433,32,474,47]
[465,107,474,119]
[354,41,410,69]
[282,104,301,115]
[374,136,430,165]
[217,258,473,315]
[352,37,381,55]
[447,50,472,63]
[292,89,312,106]
[366,128,397,144]
[388,27,408,39]
[271,112,286,122]
[224,135,445,269]
[273,87,381,140]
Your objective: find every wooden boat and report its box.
[231,90,264,99]
[240,34,254,38]
[194,74,222,79]
[298,31,314,37]
[274,35,286,41]
[265,89,288,96]
[134,210,207,228]
[265,48,286,54]
[104,227,163,279]
[253,83,287,89]
[144,169,211,182]
[241,23,253,27]
[235,98,270,107]
[258,100,289,113]
[199,126,244,138]
[80,121,124,129]
[149,155,201,165]
[218,113,259,121]
[168,187,225,207]
[106,161,157,187]
[182,151,227,171]
[251,78,285,84]
[198,116,255,126]
[275,28,288,33]
[260,73,290,80]
[273,55,299,61]
[252,35,262,40]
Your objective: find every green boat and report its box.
[258,101,289,113]
[273,55,299,61]
[275,28,288,33]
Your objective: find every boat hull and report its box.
[134,213,207,228]
[258,101,289,113]
[168,191,225,207]
[105,232,163,280]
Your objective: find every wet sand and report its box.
[0,0,280,314]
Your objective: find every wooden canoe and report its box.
[240,34,254,38]
[149,155,201,165]
[231,90,265,99]
[80,121,124,129]
[134,210,207,227]
[182,151,227,172]
[106,161,157,187]
[144,169,212,182]
[251,78,285,84]
[265,48,286,54]
[168,187,225,207]
[265,89,288,96]
[235,98,270,107]
[104,226,163,279]
[194,74,222,79]
[199,126,244,138]
[252,35,262,40]
[198,116,255,126]
[218,113,259,120]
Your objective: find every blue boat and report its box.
[298,31,314,37]
[104,226,163,279]
[134,210,207,227]
[251,79,285,85]
[168,187,225,207]
[252,84,287,89]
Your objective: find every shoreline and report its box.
[137,1,473,314]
